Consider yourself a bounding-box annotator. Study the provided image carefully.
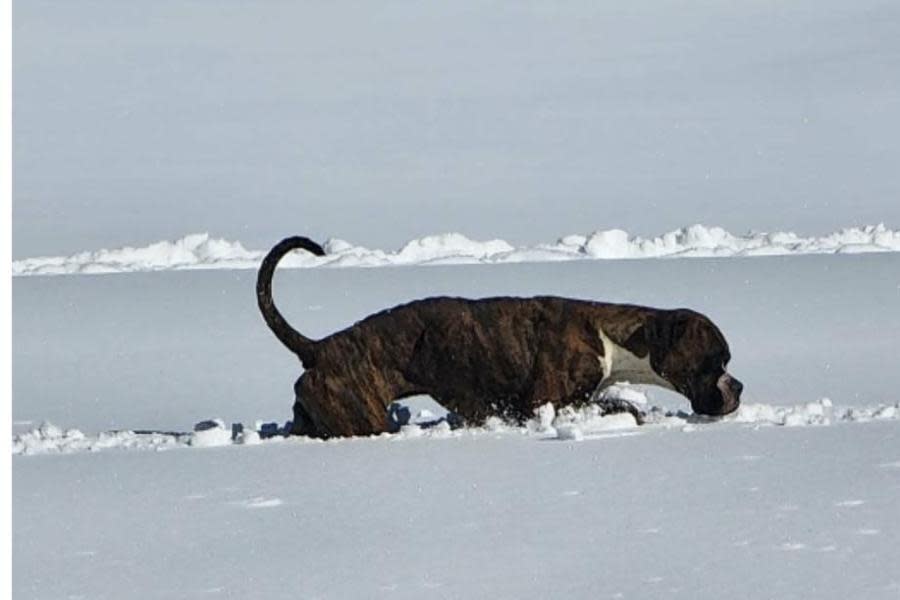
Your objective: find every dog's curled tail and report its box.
[256,236,326,366]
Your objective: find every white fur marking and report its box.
[597,328,675,391]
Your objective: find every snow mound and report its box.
[11,422,188,455]
[12,223,900,276]
[12,399,899,455]
[190,419,233,448]
[554,410,640,441]
[593,383,650,407]
[12,233,261,276]
[537,386,649,440]
[731,398,899,427]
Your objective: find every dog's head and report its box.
[645,309,742,416]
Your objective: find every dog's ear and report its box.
[648,311,691,343]
[644,311,691,363]
[622,321,650,358]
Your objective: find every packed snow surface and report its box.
[13,253,900,599]
[14,418,900,600]
[12,397,900,456]
[11,223,900,276]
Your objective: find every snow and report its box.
[12,251,900,598]
[12,223,900,276]
[13,396,899,456]
[11,425,187,456]
[189,419,233,448]
[13,420,900,599]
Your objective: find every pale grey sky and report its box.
[14,0,900,257]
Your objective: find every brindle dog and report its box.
[257,237,743,438]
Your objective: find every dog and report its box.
[257,236,743,438]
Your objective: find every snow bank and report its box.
[13,398,899,455]
[12,233,262,276]
[12,224,900,276]
[11,422,189,455]
[732,398,899,427]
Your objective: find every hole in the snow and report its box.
[387,394,453,431]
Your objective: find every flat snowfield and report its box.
[12,254,900,599]
[14,423,900,600]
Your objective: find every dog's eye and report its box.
[700,355,726,374]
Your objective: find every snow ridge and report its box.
[12,398,899,456]
[12,224,900,276]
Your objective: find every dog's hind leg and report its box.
[291,369,397,438]
[290,375,321,437]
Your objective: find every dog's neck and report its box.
[597,328,675,391]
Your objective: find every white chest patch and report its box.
[597,328,675,391]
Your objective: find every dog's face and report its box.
[647,310,743,416]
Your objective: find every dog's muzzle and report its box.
[716,372,743,415]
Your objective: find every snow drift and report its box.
[13,397,900,456]
[12,223,900,276]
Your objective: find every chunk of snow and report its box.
[555,425,584,441]
[533,403,557,434]
[190,419,232,447]
[237,429,262,445]
[594,383,650,406]
[398,424,424,438]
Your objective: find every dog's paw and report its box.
[596,398,647,425]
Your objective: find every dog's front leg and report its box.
[592,393,647,425]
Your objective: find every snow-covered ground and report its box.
[12,252,900,598]
[14,421,900,599]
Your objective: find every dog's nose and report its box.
[729,377,744,396]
